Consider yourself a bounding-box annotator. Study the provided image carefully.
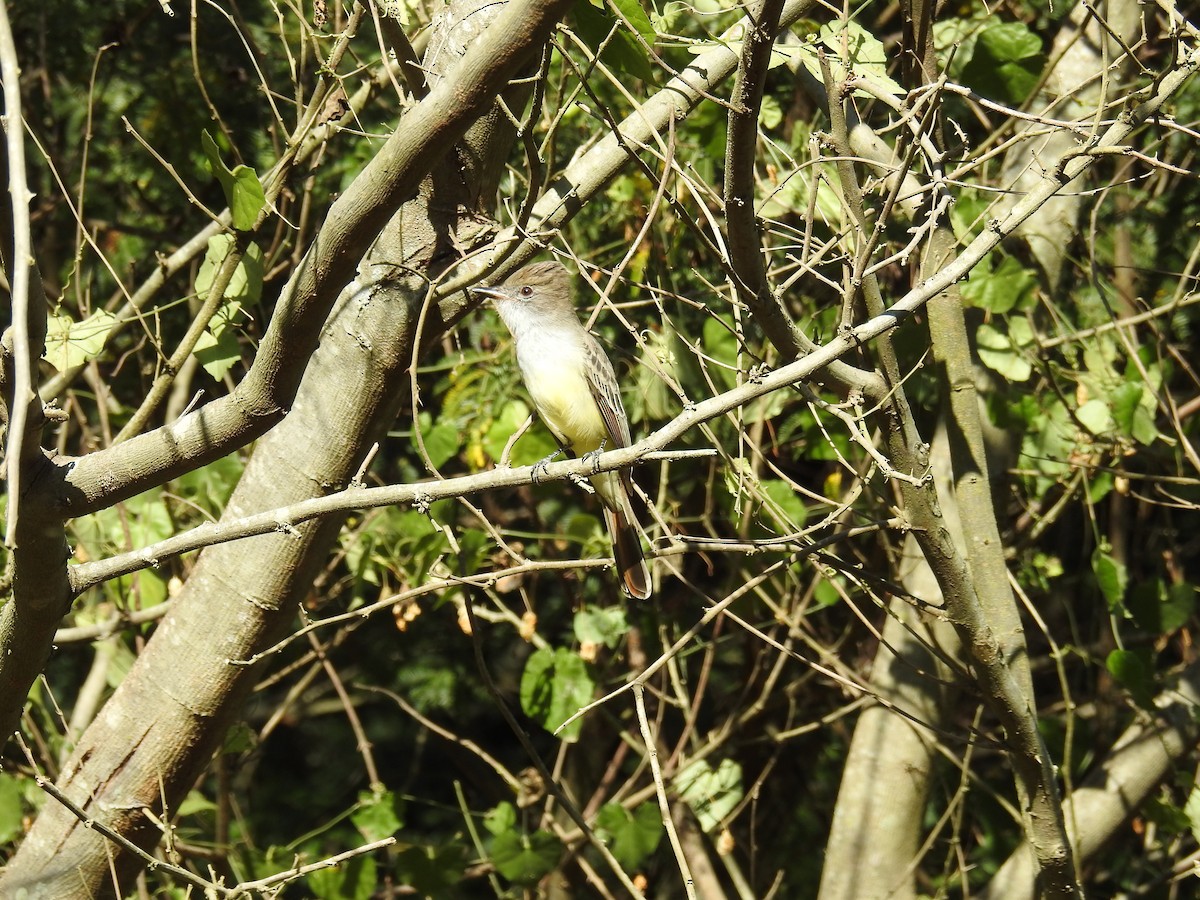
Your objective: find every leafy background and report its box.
[3,0,1200,897]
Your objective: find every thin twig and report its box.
[633,684,696,899]
[114,236,248,443]
[0,0,38,547]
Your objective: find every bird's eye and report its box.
[518,286,534,298]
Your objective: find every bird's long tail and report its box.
[603,501,651,600]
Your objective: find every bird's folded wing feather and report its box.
[583,336,632,449]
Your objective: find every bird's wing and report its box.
[583,335,632,450]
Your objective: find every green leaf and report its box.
[675,758,743,833]
[743,387,789,426]
[1092,546,1128,612]
[1105,649,1156,710]
[574,605,629,648]
[201,130,229,180]
[1007,316,1035,348]
[756,479,807,534]
[176,791,218,817]
[974,319,1032,381]
[793,20,904,97]
[610,0,655,44]
[949,188,990,242]
[1145,795,1193,835]
[69,491,176,611]
[352,787,404,841]
[393,843,465,894]
[818,21,903,95]
[1033,552,1064,581]
[520,647,596,742]
[962,255,1037,314]
[229,166,266,230]
[687,26,798,71]
[192,236,263,379]
[490,829,560,885]
[758,163,843,226]
[933,17,980,58]
[306,860,347,898]
[1110,380,1159,445]
[1165,583,1197,632]
[0,773,24,845]
[195,234,264,305]
[174,454,243,515]
[572,0,655,82]
[1020,399,1074,482]
[222,722,256,754]
[563,510,603,546]
[420,414,463,468]
[193,323,242,381]
[959,21,1044,104]
[72,492,175,559]
[452,528,491,579]
[43,309,118,371]
[606,173,638,204]
[307,854,376,900]
[104,641,138,689]
[201,130,265,230]
[595,802,662,870]
[701,316,741,391]
[1185,785,1200,847]
[813,578,841,608]
[1075,398,1113,437]
[1127,579,1195,634]
[484,802,517,837]
[484,400,559,467]
[976,320,1033,381]
[1085,469,1114,503]
[758,95,782,130]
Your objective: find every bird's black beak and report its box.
[469,285,505,301]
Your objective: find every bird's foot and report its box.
[532,449,564,484]
[582,440,608,474]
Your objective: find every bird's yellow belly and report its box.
[528,370,608,454]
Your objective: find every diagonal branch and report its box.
[70,31,1200,602]
[0,0,577,766]
[47,0,576,517]
[723,0,804,361]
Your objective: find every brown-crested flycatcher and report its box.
[472,262,652,600]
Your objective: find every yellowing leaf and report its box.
[43,309,118,371]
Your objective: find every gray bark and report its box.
[818,421,967,900]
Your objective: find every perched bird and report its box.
[471,261,651,600]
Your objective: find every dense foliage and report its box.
[2,0,1199,897]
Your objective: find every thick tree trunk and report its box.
[2,238,428,897]
[819,431,963,900]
